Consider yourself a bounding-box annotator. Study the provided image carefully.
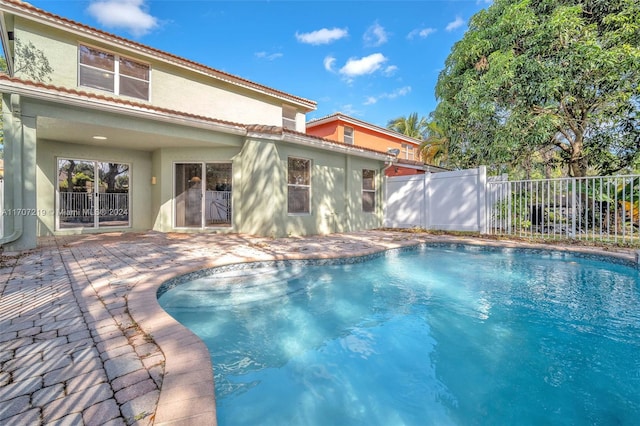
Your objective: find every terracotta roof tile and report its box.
[2,0,316,109]
[0,74,247,129]
[246,125,283,134]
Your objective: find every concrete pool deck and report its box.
[1,230,637,425]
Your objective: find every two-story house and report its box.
[306,112,436,177]
[0,0,395,250]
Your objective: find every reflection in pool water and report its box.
[158,245,640,425]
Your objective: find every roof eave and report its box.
[307,112,423,146]
[0,78,248,136]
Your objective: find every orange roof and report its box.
[307,112,423,146]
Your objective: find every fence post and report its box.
[478,166,487,234]
[424,172,431,229]
[571,178,577,238]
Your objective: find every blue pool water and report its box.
[158,245,640,425]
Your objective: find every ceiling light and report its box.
[92,136,107,140]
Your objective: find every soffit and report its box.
[37,117,241,151]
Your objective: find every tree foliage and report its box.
[419,121,449,166]
[386,112,428,140]
[434,0,640,177]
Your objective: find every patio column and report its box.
[1,93,38,250]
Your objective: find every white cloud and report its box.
[363,22,388,47]
[364,96,378,105]
[255,51,283,61]
[295,27,348,45]
[87,0,159,37]
[446,16,465,32]
[340,104,361,116]
[364,86,412,105]
[339,53,388,77]
[408,27,437,39]
[324,55,337,72]
[383,65,398,76]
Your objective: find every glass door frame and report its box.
[55,157,131,230]
[173,162,233,229]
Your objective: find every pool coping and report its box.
[126,235,638,425]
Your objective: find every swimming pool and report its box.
[158,244,640,425]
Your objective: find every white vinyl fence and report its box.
[385,168,640,244]
[385,167,487,232]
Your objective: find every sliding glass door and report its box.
[175,163,232,228]
[57,159,130,229]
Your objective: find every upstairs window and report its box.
[288,157,311,214]
[282,106,297,130]
[79,45,150,101]
[344,126,354,144]
[362,169,376,212]
[401,143,415,160]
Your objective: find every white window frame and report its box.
[55,157,132,230]
[287,157,311,215]
[78,44,151,101]
[401,143,415,160]
[282,106,297,130]
[344,126,354,144]
[362,169,376,213]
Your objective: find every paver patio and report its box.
[0,230,636,425]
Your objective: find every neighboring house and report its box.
[0,0,395,250]
[306,112,431,177]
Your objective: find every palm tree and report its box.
[418,121,449,166]
[386,112,428,140]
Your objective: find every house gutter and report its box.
[382,161,395,173]
[276,130,395,162]
[0,93,23,246]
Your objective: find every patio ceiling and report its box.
[36,116,244,152]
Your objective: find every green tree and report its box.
[434,0,640,177]
[386,112,428,140]
[418,121,449,166]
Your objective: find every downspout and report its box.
[0,93,23,246]
[381,159,395,227]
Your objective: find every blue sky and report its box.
[28,0,492,127]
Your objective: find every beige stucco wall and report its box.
[151,66,285,127]
[13,19,306,130]
[13,18,79,89]
[235,138,385,237]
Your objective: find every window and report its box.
[79,45,150,101]
[288,157,311,214]
[401,143,415,160]
[344,126,354,144]
[282,106,297,130]
[362,169,376,213]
